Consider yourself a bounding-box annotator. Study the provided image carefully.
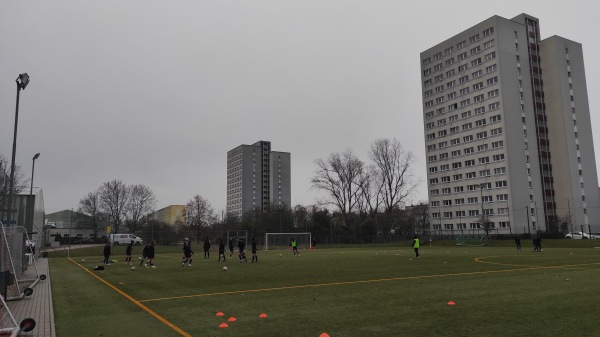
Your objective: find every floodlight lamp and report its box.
[17,73,30,90]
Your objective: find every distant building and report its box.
[150,205,186,226]
[421,13,600,235]
[226,141,291,217]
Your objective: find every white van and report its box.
[109,234,144,245]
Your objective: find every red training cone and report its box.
[216,312,224,316]
[320,333,330,337]
[219,323,228,328]
[259,313,268,318]
[448,301,456,306]
[228,317,237,322]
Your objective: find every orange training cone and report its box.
[320,333,330,337]
[228,317,237,322]
[448,301,456,306]
[216,312,224,316]
[219,323,228,328]
[259,313,268,318]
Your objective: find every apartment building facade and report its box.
[226,141,291,218]
[421,14,600,235]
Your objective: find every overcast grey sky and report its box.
[1,1,599,215]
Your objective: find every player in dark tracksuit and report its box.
[238,238,247,262]
[229,238,235,257]
[140,243,150,266]
[103,242,111,265]
[125,241,134,265]
[250,237,258,263]
[203,237,211,259]
[182,240,193,267]
[218,239,226,262]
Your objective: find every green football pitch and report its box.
[49,244,600,337]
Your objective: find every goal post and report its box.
[264,233,312,251]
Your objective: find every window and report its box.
[455,197,464,204]
[482,195,493,203]
[466,172,476,179]
[442,176,451,183]
[456,210,465,217]
[452,162,462,169]
[469,210,480,217]
[494,167,506,175]
[460,87,470,95]
[436,107,445,115]
[423,68,431,76]
[465,159,475,167]
[472,70,483,78]
[427,133,436,140]
[438,129,447,137]
[491,140,503,148]
[461,110,472,118]
[449,115,459,122]
[424,79,432,86]
[496,194,508,201]
[445,46,454,55]
[473,82,484,90]
[470,46,481,55]
[477,144,488,152]
[422,58,431,65]
[439,141,448,148]
[446,69,456,77]
[475,118,486,127]
[434,63,443,71]
[476,131,487,139]
[428,155,437,162]
[474,94,484,102]
[459,75,469,84]
[463,135,474,142]
[468,197,478,204]
[471,58,482,66]
[442,188,451,194]
[488,89,499,98]
[447,80,456,88]
[443,199,453,206]
[495,180,507,188]
[425,100,434,107]
[489,114,501,123]
[429,178,439,184]
[460,99,471,107]
[486,64,497,73]
[483,27,494,37]
[443,212,453,218]
[424,89,433,97]
[458,64,468,72]
[435,74,443,82]
[457,51,467,60]
[427,144,436,151]
[479,156,489,164]
[464,147,474,154]
[425,111,435,118]
[457,41,466,49]
[431,201,440,207]
[447,92,456,99]
[493,154,505,162]
[435,85,445,93]
[450,126,459,134]
[445,58,455,66]
[436,97,445,104]
[487,77,498,85]
[440,164,450,171]
[463,123,472,132]
[451,150,461,157]
[429,166,438,173]
[433,52,442,60]
[474,107,485,114]
[484,51,496,61]
[479,169,490,177]
[483,39,494,48]
[430,189,439,196]
[469,34,480,43]
[489,102,500,110]
[451,138,460,145]
[497,208,508,215]
[491,127,502,135]
[426,122,435,129]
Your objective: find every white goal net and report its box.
[264,233,312,251]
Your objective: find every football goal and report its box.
[264,233,312,251]
[455,234,487,246]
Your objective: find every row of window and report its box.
[427,125,503,144]
[432,221,510,231]
[425,47,496,79]
[424,52,496,87]
[429,164,505,176]
[430,180,508,196]
[431,207,509,218]
[428,154,505,172]
[425,88,499,119]
[431,194,509,207]
[424,76,498,107]
[426,113,501,131]
[423,27,494,65]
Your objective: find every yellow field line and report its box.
[139,264,558,303]
[475,256,600,269]
[68,258,192,337]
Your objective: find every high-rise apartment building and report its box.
[421,14,600,235]
[226,141,291,217]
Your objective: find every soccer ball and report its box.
[131,266,135,271]
[222,266,228,272]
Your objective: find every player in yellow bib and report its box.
[411,236,420,258]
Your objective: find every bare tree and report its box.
[369,138,420,213]
[0,154,27,220]
[356,164,383,216]
[78,191,105,238]
[410,202,430,235]
[126,184,156,233]
[186,195,215,243]
[311,150,367,216]
[99,179,129,234]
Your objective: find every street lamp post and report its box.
[28,153,40,232]
[6,73,30,225]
